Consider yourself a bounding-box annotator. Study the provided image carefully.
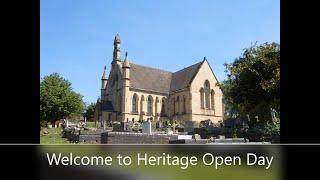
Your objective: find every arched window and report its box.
[155,97,159,116]
[182,95,186,114]
[204,80,210,108]
[175,96,180,114]
[211,90,215,112]
[172,98,175,115]
[200,88,204,108]
[147,95,153,115]
[140,95,145,114]
[161,97,166,116]
[132,93,139,113]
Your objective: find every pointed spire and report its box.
[125,52,128,60]
[101,66,107,79]
[113,34,121,62]
[114,33,121,44]
[122,51,130,68]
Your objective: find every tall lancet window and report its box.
[172,98,175,115]
[140,95,145,114]
[182,95,186,114]
[155,97,159,115]
[161,98,166,116]
[147,95,153,116]
[211,90,215,112]
[204,80,210,109]
[132,93,139,113]
[176,96,180,114]
[200,88,204,108]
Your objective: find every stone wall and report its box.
[101,132,178,144]
[123,90,168,122]
[190,60,223,123]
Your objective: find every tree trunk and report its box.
[51,120,56,128]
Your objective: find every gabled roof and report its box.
[130,63,172,94]
[170,60,204,92]
[129,60,204,94]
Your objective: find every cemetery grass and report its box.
[40,128,71,144]
[85,121,98,128]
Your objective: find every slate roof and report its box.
[129,60,204,94]
[170,61,204,92]
[130,63,172,94]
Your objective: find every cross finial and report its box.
[125,51,128,58]
[104,65,106,70]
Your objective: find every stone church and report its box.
[94,34,224,126]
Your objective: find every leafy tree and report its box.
[221,42,280,123]
[84,102,96,121]
[40,73,84,127]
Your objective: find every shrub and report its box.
[40,121,48,128]
[264,119,280,136]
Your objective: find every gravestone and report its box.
[142,120,152,134]
[156,121,162,129]
[124,122,132,132]
[193,134,201,140]
[178,135,192,140]
[184,121,194,133]
[166,128,173,135]
[103,120,106,130]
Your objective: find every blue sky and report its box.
[40,0,280,104]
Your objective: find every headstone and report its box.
[178,135,192,140]
[184,121,194,133]
[124,122,132,132]
[99,116,102,127]
[166,128,173,135]
[142,120,152,134]
[193,134,201,140]
[246,114,250,122]
[156,121,162,129]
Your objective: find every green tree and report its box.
[84,102,96,121]
[221,42,280,123]
[40,73,84,127]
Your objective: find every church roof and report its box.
[129,60,204,94]
[170,60,204,92]
[101,66,107,80]
[130,63,172,94]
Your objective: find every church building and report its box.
[94,34,224,125]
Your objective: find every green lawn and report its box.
[40,128,71,144]
[85,121,98,128]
